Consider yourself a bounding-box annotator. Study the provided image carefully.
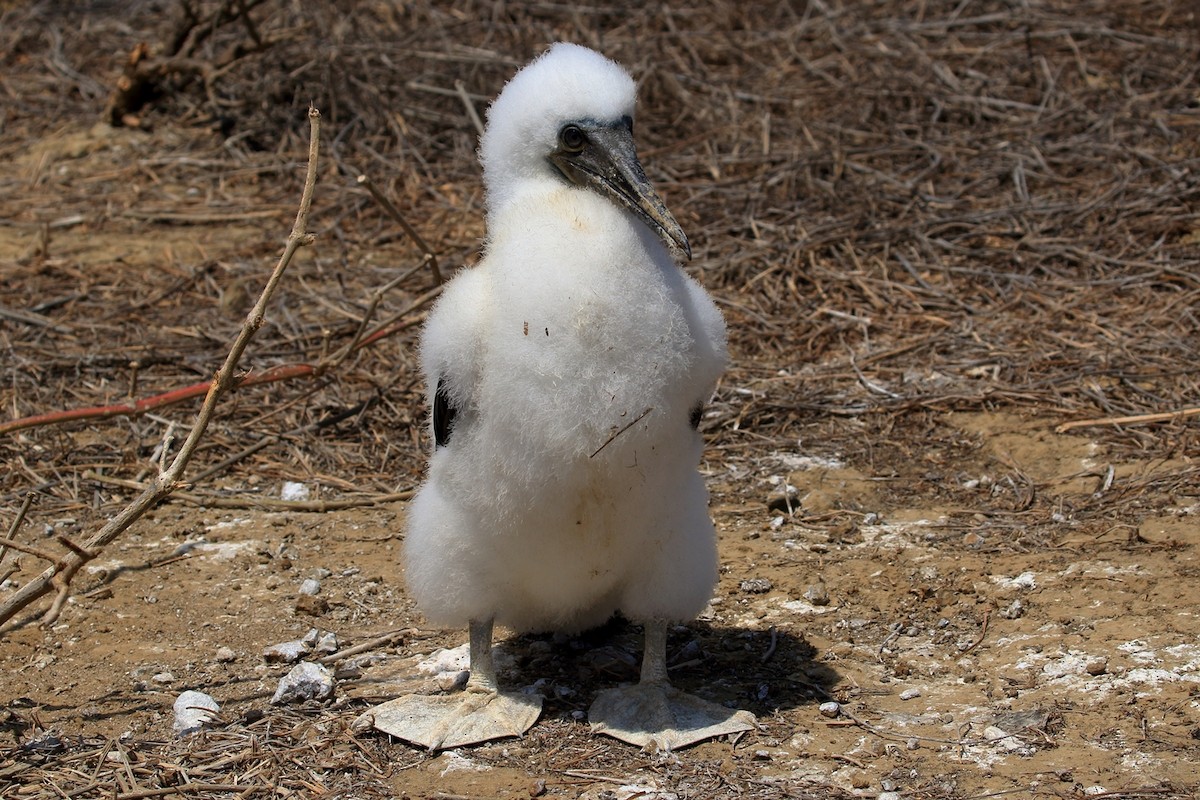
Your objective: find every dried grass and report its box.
[1,0,1198,795]
[2,708,401,799]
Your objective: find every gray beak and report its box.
[548,121,692,260]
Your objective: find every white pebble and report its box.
[818,701,841,717]
[999,598,1025,619]
[435,670,470,691]
[214,646,237,663]
[281,481,310,501]
[173,690,220,736]
[262,639,309,663]
[299,578,321,596]
[271,661,335,705]
[899,688,921,700]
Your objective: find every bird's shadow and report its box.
[498,616,839,720]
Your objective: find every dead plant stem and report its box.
[1055,406,1200,433]
[0,107,322,633]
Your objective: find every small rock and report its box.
[271,661,335,705]
[999,598,1025,619]
[434,670,470,691]
[173,690,220,736]
[899,688,921,701]
[314,631,339,655]
[263,639,310,664]
[819,701,841,718]
[740,578,773,594]
[962,531,985,548]
[906,737,920,750]
[214,646,237,663]
[529,779,547,798]
[752,749,771,760]
[984,725,1025,753]
[298,578,321,596]
[1085,656,1108,676]
[281,481,310,501]
[673,639,703,663]
[1001,571,1038,590]
[152,671,176,685]
[879,793,902,800]
[804,583,830,605]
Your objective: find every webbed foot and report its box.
[588,620,756,750]
[364,687,542,750]
[589,682,755,750]
[361,617,542,750]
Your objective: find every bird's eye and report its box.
[559,124,586,153]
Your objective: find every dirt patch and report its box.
[3,1,1199,798]
[3,417,1197,797]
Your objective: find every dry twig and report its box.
[0,106,323,632]
[1055,407,1200,434]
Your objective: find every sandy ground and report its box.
[3,407,1197,797]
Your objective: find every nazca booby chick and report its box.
[369,42,755,751]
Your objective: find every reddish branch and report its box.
[0,284,439,438]
[0,364,314,436]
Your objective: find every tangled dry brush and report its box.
[0,0,1197,796]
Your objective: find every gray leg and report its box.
[362,617,542,750]
[467,617,499,691]
[589,620,756,751]
[639,619,669,684]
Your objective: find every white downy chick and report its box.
[374,43,752,752]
